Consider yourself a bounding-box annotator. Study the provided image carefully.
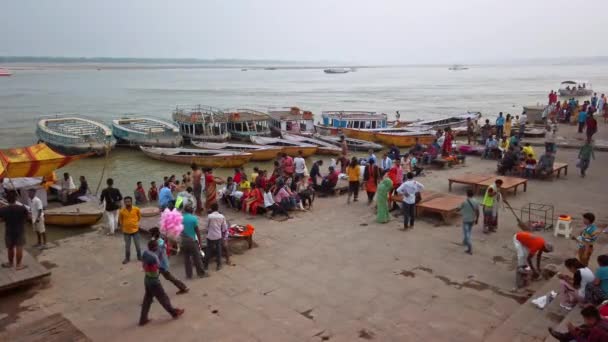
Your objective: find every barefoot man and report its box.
[0,191,29,270]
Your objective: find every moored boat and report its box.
[448,64,469,71]
[172,105,230,143]
[315,111,388,136]
[36,115,116,156]
[225,109,272,141]
[281,133,341,155]
[314,134,383,152]
[341,127,420,142]
[324,68,350,74]
[140,146,252,168]
[374,131,436,147]
[192,141,281,161]
[112,116,182,147]
[249,136,317,157]
[44,202,104,227]
[406,112,482,131]
[268,107,315,137]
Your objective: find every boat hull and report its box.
[42,140,115,156]
[192,141,282,161]
[374,133,435,147]
[45,213,103,227]
[141,147,252,168]
[558,89,593,97]
[341,128,377,142]
[314,124,342,136]
[112,124,182,148]
[281,146,317,157]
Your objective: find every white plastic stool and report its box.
[554,218,572,238]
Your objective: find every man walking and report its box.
[578,141,595,178]
[149,228,189,294]
[205,203,228,271]
[139,240,185,326]
[119,196,142,264]
[396,172,424,230]
[459,189,479,254]
[28,189,46,248]
[100,178,122,235]
[0,191,29,270]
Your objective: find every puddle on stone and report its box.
[358,329,375,340]
[413,266,433,274]
[300,309,314,320]
[399,270,415,278]
[492,256,507,264]
[39,260,58,269]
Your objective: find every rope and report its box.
[94,143,111,196]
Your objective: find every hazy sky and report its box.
[2,0,607,64]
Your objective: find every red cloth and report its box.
[327,170,339,187]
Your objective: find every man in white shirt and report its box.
[60,172,76,204]
[367,149,377,165]
[396,172,424,230]
[28,189,46,248]
[518,112,528,139]
[205,203,228,271]
[381,153,393,174]
[294,151,307,180]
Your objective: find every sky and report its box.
[2,0,607,64]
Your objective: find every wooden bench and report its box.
[552,162,568,178]
[448,174,494,193]
[477,176,528,196]
[416,194,466,223]
[0,249,51,292]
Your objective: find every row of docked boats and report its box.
[34,108,481,167]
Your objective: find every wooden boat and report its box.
[315,111,388,136]
[558,80,592,97]
[281,133,341,155]
[314,134,383,152]
[112,116,182,147]
[225,109,272,141]
[341,127,421,142]
[249,136,317,157]
[374,132,436,147]
[140,146,252,168]
[406,112,482,131]
[192,141,281,161]
[36,115,116,156]
[448,64,469,71]
[44,202,104,227]
[324,68,350,74]
[172,105,230,143]
[268,107,315,137]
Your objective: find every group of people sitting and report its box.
[481,133,555,178]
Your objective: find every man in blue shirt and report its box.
[158,182,174,210]
[578,110,588,133]
[381,153,393,174]
[495,112,505,138]
[180,205,206,279]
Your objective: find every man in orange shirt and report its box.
[513,231,553,279]
[119,196,142,264]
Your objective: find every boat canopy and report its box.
[0,143,88,178]
[560,80,590,85]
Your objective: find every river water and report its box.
[1,63,607,193]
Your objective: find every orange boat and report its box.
[250,136,317,157]
[374,132,435,147]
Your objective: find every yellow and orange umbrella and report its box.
[0,143,89,179]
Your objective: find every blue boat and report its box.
[36,115,116,156]
[112,117,182,147]
[314,111,388,136]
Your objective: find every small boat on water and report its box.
[448,64,469,71]
[45,202,104,227]
[0,68,12,76]
[314,134,383,152]
[36,116,116,156]
[225,109,272,141]
[558,80,593,97]
[324,68,350,74]
[250,136,318,157]
[406,112,482,131]
[192,141,281,161]
[268,107,315,137]
[140,146,252,168]
[173,105,230,143]
[315,111,388,136]
[281,133,341,155]
[112,117,182,147]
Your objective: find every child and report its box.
[577,213,599,266]
[148,181,158,202]
[149,228,188,294]
[524,154,537,178]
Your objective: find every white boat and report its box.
[324,68,350,74]
[558,80,593,97]
[36,115,116,155]
[448,65,469,71]
[315,111,388,136]
[225,109,272,141]
[268,107,315,137]
[281,133,341,155]
[406,112,482,131]
[112,117,182,147]
[314,134,383,152]
[172,105,231,142]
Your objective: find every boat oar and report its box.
[502,197,528,230]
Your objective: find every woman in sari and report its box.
[376,177,393,223]
[242,183,263,215]
[204,168,224,212]
[442,128,454,156]
[363,159,380,204]
[504,114,512,138]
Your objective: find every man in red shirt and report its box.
[513,231,553,278]
[586,114,598,143]
[549,306,608,342]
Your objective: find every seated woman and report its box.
[263,185,290,218]
[422,143,439,165]
[242,183,263,215]
[557,258,594,310]
[274,181,296,211]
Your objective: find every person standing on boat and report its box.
[191,163,204,215]
[339,136,348,157]
[119,196,142,264]
[495,112,505,139]
[100,178,123,235]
